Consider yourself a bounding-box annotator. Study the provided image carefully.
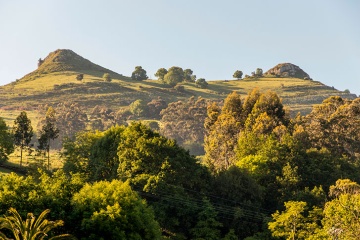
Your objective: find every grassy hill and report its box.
[0,49,357,126]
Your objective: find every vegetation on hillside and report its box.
[1,87,360,239]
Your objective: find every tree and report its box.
[102,73,111,82]
[38,107,59,170]
[233,70,243,79]
[195,78,208,89]
[154,68,168,81]
[13,111,33,167]
[163,66,184,87]
[204,92,242,171]
[0,208,75,240]
[71,180,161,240]
[0,118,14,162]
[117,123,211,236]
[129,99,147,117]
[323,179,360,239]
[76,74,83,81]
[255,68,263,77]
[131,66,148,81]
[146,98,167,119]
[160,97,208,154]
[184,68,196,82]
[268,201,322,240]
[190,198,222,240]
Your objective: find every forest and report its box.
[0,88,360,239]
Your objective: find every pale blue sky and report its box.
[1,0,359,95]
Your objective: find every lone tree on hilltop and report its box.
[38,107,59,170]
[155,68,168,82]
[164,66,184,87]
[13,111,33,167]
[131,66,148,81]
[233,70,243,79]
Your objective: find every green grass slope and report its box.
[0,49,357,125]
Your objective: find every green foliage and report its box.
[184,69,196,82]
[13,111,34,166]
[174,84,185,92]
[87,125,125,182]
[323,180,360,239]
[164,66,184,87]
[204,92,242,171]
[154,68,168,81]
[0,208,75,240]
[129,99,147,117]
[38,107,59,170]
[71,180,161,240]
[62,130,103,176]
[117,123,211,236]
[0,117,14,162]
[102,73,111,82]
[233,70,243,79]
[255,68,263,77]
[211,166,263,238]
[131,66,148,81]
[268,201,322,240]
[190,198,222,240]
[195,78,208,89]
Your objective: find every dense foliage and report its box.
[1,89,360,239]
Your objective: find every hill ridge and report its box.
[19,49,123,82]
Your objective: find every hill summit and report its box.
[18,49,122,82]
[265,63,310,79]
[36,49,119,74]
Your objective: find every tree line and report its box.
[0,89,360,239]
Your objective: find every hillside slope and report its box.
[0,50,357,125]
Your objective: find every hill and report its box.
[0,50,357,126]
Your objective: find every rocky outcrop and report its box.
[265,63,310,79]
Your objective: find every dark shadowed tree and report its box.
[233,70,243,79]
[195,78,208,89]
[131,66,148,81]
[38,107,59,170]
[13,111,33,167]
[0,117,14,162]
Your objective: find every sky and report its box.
[1,0,359,95]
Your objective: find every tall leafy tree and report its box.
[154,68,168,82]
[0,117,14,162]
[163,66,184,87]
[323,179,360,239]
[268,201,322,240]
[131,66,148,81]
[184,68,196,82]
[204,92,242,171]
[233,70,243,79]
[13,111,33,166]
[38,107,59,170]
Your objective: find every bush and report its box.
[103,73,111,82]
[174,84,185,92]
